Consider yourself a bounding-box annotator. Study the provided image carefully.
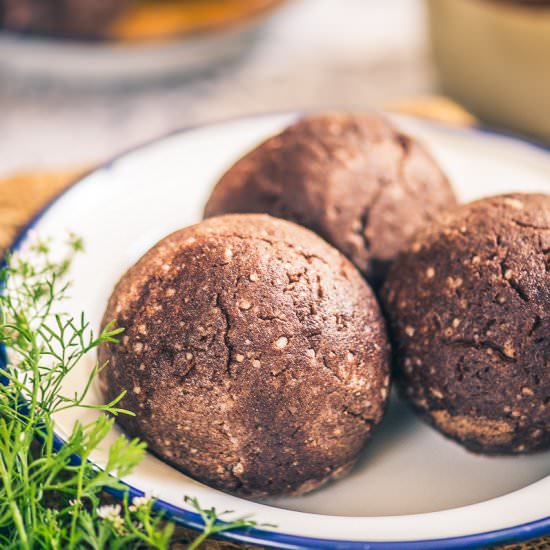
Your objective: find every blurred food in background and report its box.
[0,0,286,85]
[426,0,550,142]
[388,95,478,127]
[0,0,284,40]
[108,0,284,41]
[0,0,127,38]
[0,1,430,175]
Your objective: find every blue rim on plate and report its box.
[1,113,549,549]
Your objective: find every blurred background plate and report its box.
[0,0,285,85]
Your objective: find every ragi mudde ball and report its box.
[98,214,391,497]
[204,113,457,287]
[382,194,550,454]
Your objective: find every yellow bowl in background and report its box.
[426,0,550,143]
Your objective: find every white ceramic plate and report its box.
[11,113,550,548]
[0,17,262,86]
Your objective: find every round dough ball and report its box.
[204,113,456,287]
[382,194,550,454]
[98,214,391,497]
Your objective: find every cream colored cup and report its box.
[426,0,550,143]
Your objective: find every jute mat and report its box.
[1,99,547,549]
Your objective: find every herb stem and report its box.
[0,454,29,549]
[187,530,211,550]
[68,456,86,549]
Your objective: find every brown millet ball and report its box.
[382,194,550,454]
[98,214,391,497]
[204,113,457,287]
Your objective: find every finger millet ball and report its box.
[98,214,391,497]
[204,113,457,287]
[382,194,550,454]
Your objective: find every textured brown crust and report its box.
[204,113,457,288]
[382,194,550,454]
[98,214,391,497]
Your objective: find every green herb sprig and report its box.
[184,497,273,550]
[0,235,264,549]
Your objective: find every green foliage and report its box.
[0,235,175,548]
[184,497,271,550]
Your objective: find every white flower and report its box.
[97,504,124,533]
[67,499,80,514]
[129,494,152,512]
[97,504,121,520]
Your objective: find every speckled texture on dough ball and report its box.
[98,214,391,496]
[204,113,456,287]
[382,194,550,454]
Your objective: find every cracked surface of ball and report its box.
[98,214,390,496]
[382,194,550,454]
[204,113,456,287]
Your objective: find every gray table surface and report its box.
[0,0,433,178]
